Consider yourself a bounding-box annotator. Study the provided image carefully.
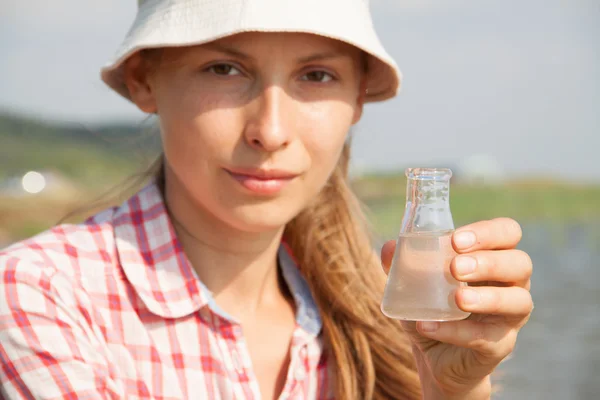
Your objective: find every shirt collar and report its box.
[113,182,208,319]
[279,245,322,336]
[113,182,322,335]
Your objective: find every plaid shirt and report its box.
[0,183,332,399]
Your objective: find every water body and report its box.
[495,222,600,399]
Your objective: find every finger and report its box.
[380,240,396,274]
[468,280,531,293]
[455,286,533,317]
[451,249,533,288]
[416,319,518,362]
[453,218,522,253]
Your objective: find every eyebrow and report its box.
[201,43,351,64]
[297,51,351,63]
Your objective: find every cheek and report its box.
[302,102,354,171]
[159,106,242,175]
[154,78,242,163]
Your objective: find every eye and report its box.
[301,70,334,83]
[206,63,242,76]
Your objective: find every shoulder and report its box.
[0,205,120,291]
[0,209,130,399]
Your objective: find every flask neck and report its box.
[400,176,454,233]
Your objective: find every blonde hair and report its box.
[144,140,421,398]
[284,141,422,399]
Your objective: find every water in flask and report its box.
[381,168,471,321]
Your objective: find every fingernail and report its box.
[455,231,477,249]
[462,288,481,305]
[420,322,439,332]
[456,256,477,276]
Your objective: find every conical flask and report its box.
[381,168,470,321]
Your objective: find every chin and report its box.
[225,201,303,233]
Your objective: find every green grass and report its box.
[352,174,600,238]
[2,174,599,245]
[0,133,152,187]
[0,110,160,186]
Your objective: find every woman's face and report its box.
[128,32,366,233]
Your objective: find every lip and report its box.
[224,167,299,195]
[226,167,299,180]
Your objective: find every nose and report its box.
[244,85,293,152]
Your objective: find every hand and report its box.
[381,218,533,399]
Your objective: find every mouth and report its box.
[224,167,300,195]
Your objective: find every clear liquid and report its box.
[381,231,471,321]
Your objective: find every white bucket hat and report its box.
[100,0,402,103]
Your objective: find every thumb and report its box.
[400,320,440,348]
[380,239,396,275]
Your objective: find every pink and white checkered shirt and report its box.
[0,182,332,399]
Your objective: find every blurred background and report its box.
[1,0,598,398]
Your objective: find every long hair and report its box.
[284,141,421,399]
[141,142,421,398]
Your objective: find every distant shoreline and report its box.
[2,176,599,245]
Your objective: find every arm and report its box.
[421,376,491,400]
[0,258,126,399]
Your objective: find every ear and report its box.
[351,77,367,125]
[123,52,158,114]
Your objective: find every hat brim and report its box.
[101,2,402,103]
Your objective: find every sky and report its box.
[1,0,598,182]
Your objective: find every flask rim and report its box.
[405,167,452,181]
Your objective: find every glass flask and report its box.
[381,168,470,321]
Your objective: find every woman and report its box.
[0,0,533,399]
